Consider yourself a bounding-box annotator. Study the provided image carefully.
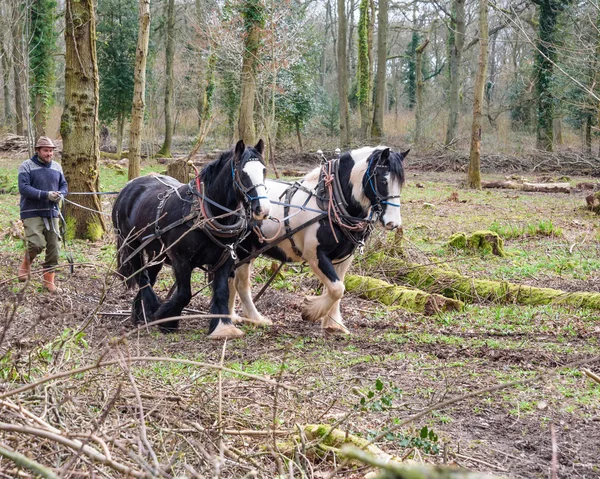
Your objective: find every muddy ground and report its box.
[0,155,599,478]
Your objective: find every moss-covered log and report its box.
[370,253,600,309]
[447,230,505,257]
[345,274,464,314]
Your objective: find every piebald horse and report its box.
[230,146,408,334]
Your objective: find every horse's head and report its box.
[233,139,271,221]
[362,147,409,230]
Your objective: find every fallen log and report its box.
[345,274,464,314]
[368,253,600,309]
[277,424,404,467]
[482,180,570,193]
[342,445,500,479]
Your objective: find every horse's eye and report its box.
[381,179,388,185]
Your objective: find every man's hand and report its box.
[47,191,61,202]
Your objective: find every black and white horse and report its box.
[112,140,270,338]
[230,146,408,333]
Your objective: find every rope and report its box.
[322,161,369,243]
[253,217,282,243]
[61,196,112,216]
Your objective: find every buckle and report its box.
[226,244,238,260]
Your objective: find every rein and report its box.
[320,159,372,244]
[122,153,265,271]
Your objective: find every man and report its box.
[17,136,68,293]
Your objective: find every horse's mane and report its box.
[199,147,237,204]
[350,146,405,185]
[335,146,406,217]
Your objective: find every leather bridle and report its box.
[364,158,401,219]
[232,157,268,207]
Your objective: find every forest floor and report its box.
[0,151,599,478]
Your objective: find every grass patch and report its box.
[489,219,563,239]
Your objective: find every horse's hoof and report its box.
[322,316,350,335]
[208,323,245,339]
[323,325,350,335]
[301,309,319,322]
[231,314,243,324]
[253,314,272,326]
[159,322,179,333]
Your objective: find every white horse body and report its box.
[230,146,406,334]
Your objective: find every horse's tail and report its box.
[116,234,138,289]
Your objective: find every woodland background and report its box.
[3,0,600,158]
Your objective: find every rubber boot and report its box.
[42,271,61,293]
[18,253,34,282]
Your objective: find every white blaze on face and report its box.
[381,173,402,230]
[242,160,271,219]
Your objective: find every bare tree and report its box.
[337,0,350,147]
[61,0,106,239]
[445,0,466,149]
[238,0,264,145]
[11,0,25,136]
[158,0,175,157]
[414,36,430,146]
[128,0,150,180]
[371,0,388,141]
[467,0,489,189]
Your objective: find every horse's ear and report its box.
[255,139,265,155]
[380,148,391,162]
[401,149,410,160]
[234,140,246,159]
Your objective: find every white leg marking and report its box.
[235,262,272,326]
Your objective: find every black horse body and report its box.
[113,140,269,338]
[231,146,408,333]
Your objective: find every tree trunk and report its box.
[467,0,488,190]
[116,111,125,157]
[337,0,350,147]
[237,0,264,145]
[357,0,371,138]
[347,0,356,76]
[30,0,58,139]
[444,0,465,148]
[158,0,174,157]
[295,120,303,151]
[128,0,150,180]
[11,7,24,136]
[61,0,106,240]
[371,0,388,141]
[533,0,568,152]
[195,0,205,130]
[0,39,11,125]
[414,39,429,147]
[585,116,592,154]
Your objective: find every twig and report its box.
[453,452,508,472]
[0,443,60,479]
[550,424,558,479]
[583,368,600,385]
[218,339,227,475]
[0,355,299,400]
[0,423,144,477]
[121,351,160,472]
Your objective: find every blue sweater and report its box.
[18,154,68,219]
